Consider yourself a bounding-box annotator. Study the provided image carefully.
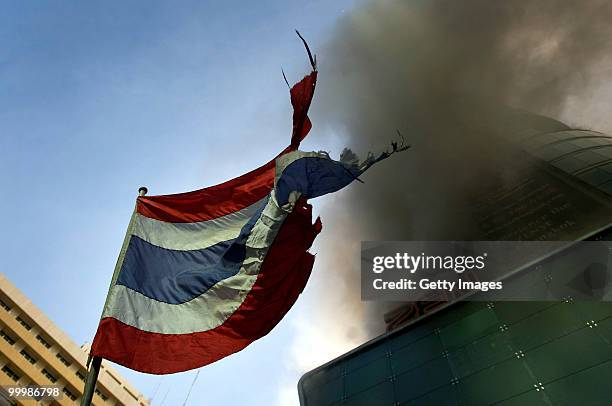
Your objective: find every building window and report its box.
[56,353,70,367]
[95,389,108,401]
[0,330,15,345]
[2,365,20,382]
[125,387,139,401]
[36,334,51,349]
[15,317,32,331]
[76,371,86,381]
[107,371,122,385]
[19,349,36,365]
[0,299,11,312]
[41,369,57,383]
[62,388,77,401]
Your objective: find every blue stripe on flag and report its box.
[116,197,268,304]
[276,157,360,206]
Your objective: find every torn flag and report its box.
[90,64,401,374]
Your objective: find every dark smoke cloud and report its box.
[307,0,612,337]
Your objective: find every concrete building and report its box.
[0,273,150,406]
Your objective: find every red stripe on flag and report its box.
[290,71,317,149]
[136,158,276,223]
[91,198,322,374]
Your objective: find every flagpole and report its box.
[81,186,148,406]
[81,356,101,406]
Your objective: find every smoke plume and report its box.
[306,0,612,342]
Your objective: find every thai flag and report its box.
[89,65,384,374]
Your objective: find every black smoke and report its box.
[308,0,612,336]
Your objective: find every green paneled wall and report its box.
[299,301,612,405]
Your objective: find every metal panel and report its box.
[299,301,612,405]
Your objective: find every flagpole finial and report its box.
[138,186,148,196]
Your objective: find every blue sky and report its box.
[0,2,359,405]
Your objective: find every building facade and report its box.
[298,114,612,405]
[0,273,150,406]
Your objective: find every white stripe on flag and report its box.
[131,197,268,251]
